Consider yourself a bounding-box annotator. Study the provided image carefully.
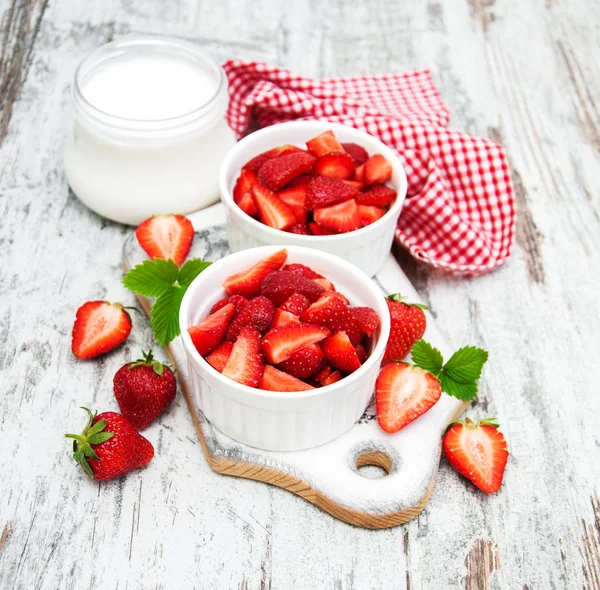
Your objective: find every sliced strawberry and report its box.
[356,185,397,207]
[300,292,362,345]
[252,184,296,231]
[260,270,324,306]
[351,306,380,336]
[258,151,316,191]
[354,164,365,183]
[375,363,441,433]
[243,153,270,174]
[282,263,325,280]
[71,301,132,359]
[243,145,302,174]
[313,199,361,233]
[287,223,310,235]
[341,142,369,166]
[258,365,314,392]
[321,370,343,386]
[278,343,326,379]
[357,204,387,226]
[225,296,275,341]
[223,249,287,298]
[233,169,258,203]
[286,174,312,188]
[205,341,234,372]
[364,154,393,185]
[341,179,364,191]
[308,222,336,236]
[263,324,330,364]
[264,144,304,158]
[306,130,345,157]
[315,364,332,383]
[278,185,308,224]
[188,303,235,356]
[210,294,248,315]
[237,192,259,217]
[321,331,361,373]
[314,277,335,291]
[443,418,509,494]
[222,326,264,387]
[136,214,194,266]
[305,176,360,211]
[280,292,311,316]
[314,152,355,180]
[271,308,301,328]
[355,344,367,363]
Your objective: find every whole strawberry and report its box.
[66,408,154,480]
[113,350,177,429]
[382,294,427,364]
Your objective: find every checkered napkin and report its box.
[223,60,516,275]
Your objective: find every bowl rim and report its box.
[218,121,407,243]
[179,245,391,401]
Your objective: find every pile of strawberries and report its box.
[187,248,380,391]
[233,130,397,235]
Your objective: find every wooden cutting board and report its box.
[123,221,467,529]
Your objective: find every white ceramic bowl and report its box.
[179,245,390,451]
[219,121,408,277]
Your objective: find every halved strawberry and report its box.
[313,199,361,233]
[308,222,336,236]
[356,185,397,207]
[263,324,330,364]
[354,164,365,183]
[321,331,361,372]
[443,418,509,494]
[71,301,132,359]
[205,341,234,372]
[260,270,324,306]
[355,344,367,363]
[222,326,264,387]
[243,145,302,174]
[375,363,441,433]
[358,204,387,227]
[243,153,270,174]
[364,154,392,185]
[287,223,310,235]
[278,343,326,379]
[280,292,311,316]
[306,130,345,157]
[271,308,301,328]
[136,214,194,266]
[300,292,362,345]
[258,151,316,191]
[341,142,369,166]
[282,263,324,280]
[188,303,235,356]
[258,365,314,392]
[321,370,343,386]
[314,278,335,291]
[252,184,297,231]
[278,186,308,224]
[314,152,355,180]
[210,294,248,315]
[305,176,360,210]
[351,306,380,336]
[223,249,287,298]
[237,192,259,217]
[233,169,258,203]
[225,296,275,341]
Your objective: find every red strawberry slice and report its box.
[258,151,316,191]
[237,192,259,217]
[287,174,312,188]
[278,185,308,224]
[223,249,287,298]
[308,222,335,236]
[243,153,270,174]
[314,277,336,291]
[341,179,364,191]
[321,370,343,386]
[355,344,367,363]
[375,362,441,433]
[136,214,194,266]
[341,142,369,166]
[271,308,301,328]
[71,301,132,359]
[306,130,345,157]
[443,418,509,494]
[243,145,303,173]
[364,154,393,185]
[252,184,297,231]
[282,263,325,280]
[287,223,310,235]
[205,341,234,372]
[314,152,355,180]
[260,270,325,306]
[358,205,387,227]
[351,306,380,336]
[188,303,235,356]
[225,296,275,341]
[222,326,264,387]
[278,343,326,379]
[356,185,397,207]
[354,163,365,183]
[315,365,332,383]
[300,292,362,345]
[233,169,258,203]
[210,294,248,315]
[321,331,362,373]
[305,176,360,210]
[264,144,304,158]
[258,365,314,392]
[313,199,361,233]
[280,292,311,316]
[263,324,330,364]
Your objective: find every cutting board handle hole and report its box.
[355,451,392,479]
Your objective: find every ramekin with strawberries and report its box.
[219,121,407,277]
[179,245,390,451]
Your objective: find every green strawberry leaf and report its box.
[179,259,212,289]
[151,286,186,346]
[88,432,114,445]
[443,346,489,384]
[123,259,179,298]
[439,374,478,401]
[410,339,443,376]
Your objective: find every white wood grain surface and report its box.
[1,0,599,589]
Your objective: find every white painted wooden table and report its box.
[1,1,599,588]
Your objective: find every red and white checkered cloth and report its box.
[223,60,516,275]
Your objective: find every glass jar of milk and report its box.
[64,37,236,225]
